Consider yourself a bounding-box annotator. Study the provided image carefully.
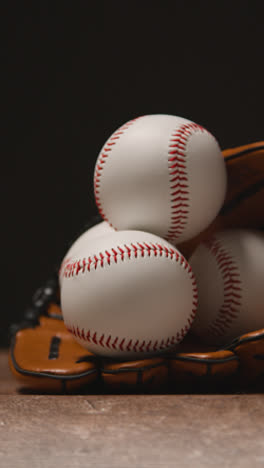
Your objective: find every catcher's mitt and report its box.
[9,142,264,393]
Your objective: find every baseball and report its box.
[59,221,114,283]
[60,230,198,359]
[189,229,264,345]
[94,114,227,245]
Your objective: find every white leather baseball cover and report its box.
[94,114,227,245]
[189,229,264,345]
[60,230,198,359]
[59,221,114,284]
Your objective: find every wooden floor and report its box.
[1,350,264,467]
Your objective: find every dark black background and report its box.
[2,1,263,346]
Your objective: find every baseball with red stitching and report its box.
[60,230,198,359]
[94,114,227,245]
[59,221,114,284]
[189,229,264,345]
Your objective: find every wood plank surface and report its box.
[1,350,264,468]
[0,350,18,395]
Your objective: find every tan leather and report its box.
[9,304,98,392]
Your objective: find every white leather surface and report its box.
[61,230,197,359]
[63,221,114,260]
[190,229,264,345]
[59,221,114,284]
[94,114,227,245]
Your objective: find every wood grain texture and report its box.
[1,350,264,468]
[0,351,17,395]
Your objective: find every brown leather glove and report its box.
[9,142,264,393]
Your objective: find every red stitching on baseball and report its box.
[112,337,118,349]
[166,122,205,243]
[63,242,198,353]
[66,323,187,354]
[94,117,141,225]
[204,237,242,337]
[133,340,139,352]
[106,336,111,348]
